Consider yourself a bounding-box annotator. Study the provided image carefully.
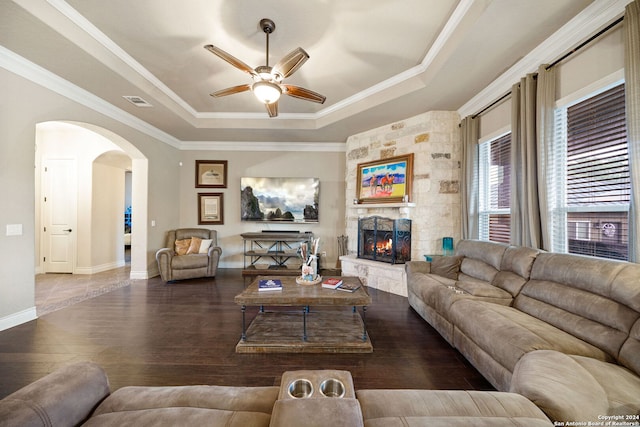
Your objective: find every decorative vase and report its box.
[442,237,454,256]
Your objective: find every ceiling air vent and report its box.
[123,96,152,107]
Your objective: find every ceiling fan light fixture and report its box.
[252,80,282,104]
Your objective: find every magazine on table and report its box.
[258,279,283,291]
[336,282,361,292]
[321,278,343,289]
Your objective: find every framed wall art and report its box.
[198,193,224,225]
[240,177,319,223]
[356,153,414,204]
[195,160,228,188]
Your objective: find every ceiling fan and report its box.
[204,18,326,117]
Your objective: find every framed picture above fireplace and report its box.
[356,154,414,204]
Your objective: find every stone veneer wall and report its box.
[343,110,461,295]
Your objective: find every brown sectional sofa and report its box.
[0,363,554,426]
[406,239,640,423]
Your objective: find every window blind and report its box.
[479,133,511,244]
[551,83,629,260]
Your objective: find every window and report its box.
[550,83,629,260]
[479,133,511,243]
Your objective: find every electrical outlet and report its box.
[322,251,327,257]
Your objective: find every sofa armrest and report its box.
[406,261,431,276]
[510,350,640,423]
[208,246,222,258]
[156,248,174,281]
[0,362,110,427]
[207,246,222,276]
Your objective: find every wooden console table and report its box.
[234,276,372,353]
[241,232,314,281]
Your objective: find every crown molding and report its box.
[44,0,477,128]
[457,0,630,118]
[2,45,343,152]
[0,45,181,148]
[47,0,198,117]
[180,140,345,152]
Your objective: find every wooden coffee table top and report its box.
[235,276,371,307]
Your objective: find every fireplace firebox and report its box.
[357,216,411,264]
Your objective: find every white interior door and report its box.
[43,159,76,273]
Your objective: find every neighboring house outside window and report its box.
[550,83,630,261]
[478,133,511,244]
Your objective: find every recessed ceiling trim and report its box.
[180,140,346,152]
[47,0,198,116]
[420,0,477,69]
[0,45,181,148]
[45,0,477,127]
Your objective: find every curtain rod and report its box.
[471,91,510,119]
[545,16,624,70]
[470,15,624,120]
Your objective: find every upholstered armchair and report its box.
[156,228,222,282]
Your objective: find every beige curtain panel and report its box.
[625,0,640,262]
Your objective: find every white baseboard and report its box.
[130,269,150,280]
[75,260,125,275]
[0,307,37,332]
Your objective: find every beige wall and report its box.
[177,150,346,269]
[92,162,125,270]
[0,67,181,330]
[479,26,624,142]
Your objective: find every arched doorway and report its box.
[35,121,148,280]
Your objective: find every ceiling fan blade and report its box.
[204,44,257,77]
[272,47,309,79]
[265,101,278,117]
[210,84,252,97]
[283,85,326,104]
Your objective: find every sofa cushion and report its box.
[85,407,273,427]
[171,253,210,269]
[199,238,213,254]
[613,263,640,377]
[455,240,508,271]
[455,240,508,285]
[175,238,191,255]
[356,389,553,427]
[430,255,463,279]
[91,385,279,427]
[187,237,203,254]
[450,299,613,374]
[516,253,640,363]
[493,246,540,296]
[510,350,640,423]
[455,276,512,302]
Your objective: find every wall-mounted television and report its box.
[240,177,319,223]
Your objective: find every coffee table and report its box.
[234,276,372,353]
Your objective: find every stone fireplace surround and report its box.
[343,110,461,297]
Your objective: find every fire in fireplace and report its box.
[357,216,411,264]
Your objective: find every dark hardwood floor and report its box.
[0,269,493,398]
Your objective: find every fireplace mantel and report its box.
[351,202,416,218]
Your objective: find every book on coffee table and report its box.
[336,282,361,292]
[322,278,343,289]
[258,279,283,291]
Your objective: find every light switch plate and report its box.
[6,224,23,236]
